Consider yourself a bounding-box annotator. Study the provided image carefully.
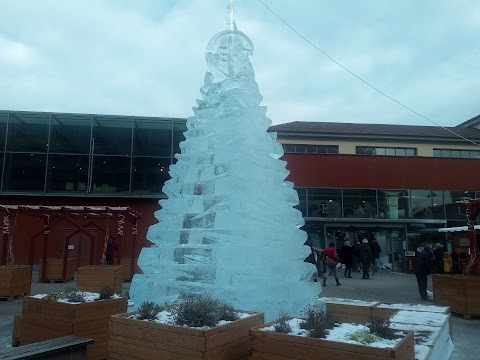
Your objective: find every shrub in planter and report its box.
[108,293,264,360]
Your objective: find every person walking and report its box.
[341,241,354,278]
[353,240,363,272]
[415,244,434,301]
[358,238,372,279]
[322,242,341,286]
[370,239,382,274]
[434,243,445,274]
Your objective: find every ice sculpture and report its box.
[129,17,318,321]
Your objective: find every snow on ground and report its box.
[261,318,403,349]
[318,297,378,307]
[390,310,448,327]
[377,303,448,313]
[32,292,121,303]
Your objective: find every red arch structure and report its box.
[455,199,480,276]
[0,205,142,282]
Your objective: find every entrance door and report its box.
[59,229,102,267]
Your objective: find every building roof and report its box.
[269,121,480,141]
[456,114,480,128]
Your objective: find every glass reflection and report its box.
[307,188,342,217]
[0,113,8,150]
[133,119,172,157]
[444,190,475,220]
[343,189,377,218]
[411,190,445,219]
[91,156,131,193]
[3,153,46,191]
[50,115,91,154]
[6,113,50,152]
[46,155,89,193]
[92,117,132,155]
[377,190,409,219]
[132,157,171,194]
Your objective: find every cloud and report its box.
[0,0,478,128]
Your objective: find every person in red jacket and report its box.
[322,242,341,287]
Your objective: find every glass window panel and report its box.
[92,116,132,155]
[307,188,342,218]
[377,190,409,219]
[91,156,131,193]
[132,157,170,194]
[6,113,50,152]
[133,118,172,157]
[395,148,406,156]
[343,189,377,218]
[440,149,450,157]
[385,148,395,156]
[173,121,187,156]
[406,148,416,156]
[470,151,480,159]
[460,150,470,159]
[0,113,8,150]
[356,147,375,155]
[433,149,441,157]
[46,154,89,193]
[327,146,339,154]
[450,150,460,158]
[444,190,475,220]
[305,145,316,154]
[283,145,295,153]
[375,147,386,156]
[3,153,46,192]
[411,190,445,219]
[50,114,91,154]
[294,145,306,153]
[294,187,307,217]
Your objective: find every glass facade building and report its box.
[0,111,186,197]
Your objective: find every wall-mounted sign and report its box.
[68,245,75,250]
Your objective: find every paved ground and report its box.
[1,269,478,359]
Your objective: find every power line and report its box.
[256,0,480,147]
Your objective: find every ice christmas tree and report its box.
[130,4,318,321]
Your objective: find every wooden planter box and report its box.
[323,299,379,324]
[0,265,31,300]
[39,257,77,282]
[119,257,141,282]
[108,311,264,360]
[15,295,127,360]
[250,321,415,360]
[77,265,123,294]
[433,274,480,319]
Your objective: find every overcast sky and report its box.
[0,0,479,126]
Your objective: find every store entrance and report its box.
[325,226,405,272]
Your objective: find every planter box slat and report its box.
[39,258,77,282]
[108,311,264,360]
[77,265,124,294]
[0,266,32,299]
[18,296,127,360]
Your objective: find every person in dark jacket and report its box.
[415,244,434,301]
[434,243,444,274]
[341,241,354,278]
[322,242,341,287]
[358,238,372,279]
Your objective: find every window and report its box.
[307,188,342,217]
[433,148,480,159]
[132,157,170,194]
[172,121,187,157]
[283,144,338,154]
[133,119,172,157]
[0,113,7,150]
[356,146,416,156]
[410,190,445,219]
[46,155,89,193]
[444,190,476,220]
[50,114,92,154]
[6,113,50,153]
[377,190,409,219]
[343,189,377,218]
[3,153,47,192]
[92,116,132,155]
[91,156,131,193]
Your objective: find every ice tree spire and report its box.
[129,21,319,321]
[227,0,234,30]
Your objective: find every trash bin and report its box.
[443,252,451,273]
[404,251,416,273]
